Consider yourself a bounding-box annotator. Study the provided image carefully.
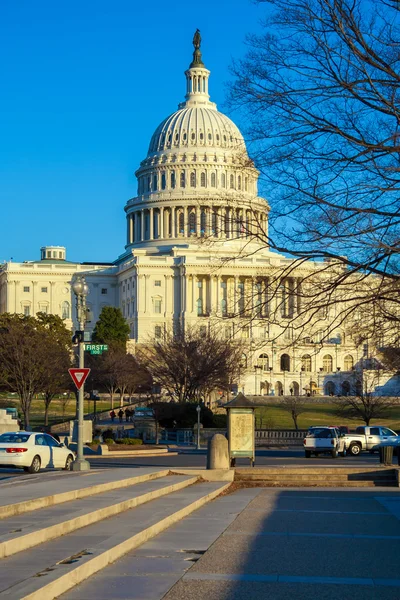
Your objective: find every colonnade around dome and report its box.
[126,204,268,245]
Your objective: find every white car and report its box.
[0,432,75,474]
[304,426,347,458]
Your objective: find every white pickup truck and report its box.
[344,426,400,456]
[304,427,346,458]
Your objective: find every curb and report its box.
[0,470,169,520]
[89,451,178,458]
[0,476,198,559]
[19,483,229,600]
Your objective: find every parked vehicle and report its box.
[304,426,346,458]
[343,426,400,456]
[0,432,75,473]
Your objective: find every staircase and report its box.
[235,467,399,487]
[0,469,228,599]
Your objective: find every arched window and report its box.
[344,355,354,371]
[280,354,290,372]
[238,175,241,190]
[200,210,207,235]
[301,354,312,372]
[230,174,235,189]
[211,172,216,187]
[197,298,203,316]
[322,354,333,372]
[200,172,206,187]
[62,301,70,319]
[325,381,336,396]
[190,172,196,187]
[189,211,196,234]
[180,172,185,188]
[179,212,184,234]
[171,171,176,188]
[161,172,166,190]
[241,353,248,368]
[221,173,226,188]
[258,354,269,371]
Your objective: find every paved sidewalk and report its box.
[165,487,400,600]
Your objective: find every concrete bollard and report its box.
[207,434,229,470]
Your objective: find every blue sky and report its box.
[0,0,265,264]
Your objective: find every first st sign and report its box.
[68,368,91,390]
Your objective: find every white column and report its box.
[149,208,154,240]
[196,207,201,236]
[129,214,134,244]
[185,206,189,237]
[192,275,196,313]
[171,207,175,238]
[160,207,164,239]
[216,276,220,315]
[32,281,37,316]
[209,276,213,314]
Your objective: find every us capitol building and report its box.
[0,34,394,398]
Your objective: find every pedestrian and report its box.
[110,410,116,423]
[125,408,130,422]
[118,409,124,423]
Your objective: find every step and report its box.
[0,481,228,600]
[0,474,197,559]
[255,480,395,487]
[235,473,397,482]
[0,467,169,519]
[235,467,397,476]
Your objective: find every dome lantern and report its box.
[183,29,211,107]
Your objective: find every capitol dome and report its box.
[148,107,245,155]
[124,31,269,251]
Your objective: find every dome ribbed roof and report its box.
[148,106,245,155]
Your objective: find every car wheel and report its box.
[305,451,311,458]
[27,455,41,474]
[64,455,74,471]
[349,443,361,456]
[331,449,337,458]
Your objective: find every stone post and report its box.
[207,434,229,470]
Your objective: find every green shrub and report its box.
[212,414,227,428]
[101,429,114,441]
[115,437,143,445]
[104,438,115,445]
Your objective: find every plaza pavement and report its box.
[61,485,400,600]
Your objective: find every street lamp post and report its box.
[71,276,90,472]
[196,404,201,450]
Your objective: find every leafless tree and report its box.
[226,0,400,345]
[138,325,246,403]
[280,396,307,430]
[333,393,395,426]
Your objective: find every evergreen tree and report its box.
[92,306,130,347]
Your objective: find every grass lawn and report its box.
[255,403,400,431]
[0,396,118,428]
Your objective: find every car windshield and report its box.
[307,428,333,438]
[0,433,30,443]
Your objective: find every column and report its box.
[185,206,189,237]
[50,281,56,315]
[32,281,37,316]
[207,207,212,238]
[149,208,154,240]
[217,208,223,238]
[140,210,144,242]
[208,275,213,314]
[129,214,134,244]
[126,216,130,245]
[171,207,176,238]
[192,275,196,313]
[216,276,220,315]
[196,207,201,236]
[144,274,150,314]
[234,276,238,314]
[160,207,164,239]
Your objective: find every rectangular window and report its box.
[41,287,48,293]
[199,326,207,337]
[23,286,30,293]
[241,327,249,339]
[154,325,162,339]
[23,306,30,316]
[101,288,107,295]
[154,299,162,314]
[40,305,48,314]
[154,280,161,287]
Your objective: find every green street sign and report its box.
[84,344,109,355]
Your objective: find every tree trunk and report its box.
[292,410,298,431]
[44,405,49,427]
[155,420,159,445]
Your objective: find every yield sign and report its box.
[68,368,91,390]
